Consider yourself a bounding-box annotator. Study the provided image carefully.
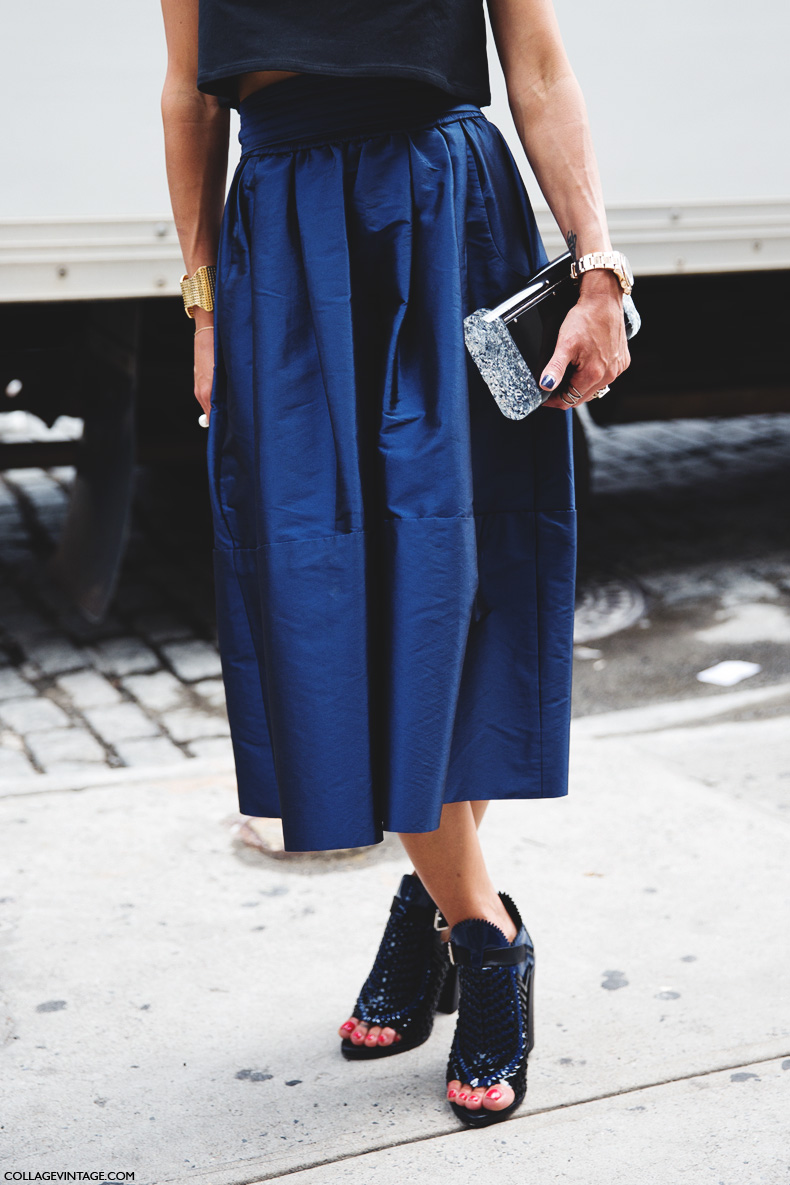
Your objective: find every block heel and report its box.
[436,961,460,1014]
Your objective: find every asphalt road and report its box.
[573,409,790,716]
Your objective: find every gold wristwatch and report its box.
[180,264,217,318]
[570,250,634,295]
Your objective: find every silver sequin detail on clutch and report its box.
[464,292,642,421]
[463,309,545,421]
[622,293,641,338]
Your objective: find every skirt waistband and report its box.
[238,73,482,155]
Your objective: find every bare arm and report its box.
[160,0,230,415]
[487,0,629,404]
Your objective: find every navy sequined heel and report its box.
[446,893,535,1127]
[340,873,457,1060]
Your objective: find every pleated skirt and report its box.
[206,72,577,852]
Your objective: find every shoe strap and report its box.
[448,941,529,968]
[389,897,448,930]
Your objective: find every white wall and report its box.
[493,0,790,209]
[2,0,789,221]
[2,0,172,218]
[1,0,788,300]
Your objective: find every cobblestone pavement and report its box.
[0,412,226,781]
[1,408,789,779]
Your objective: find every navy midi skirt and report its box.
[206,72,577,852]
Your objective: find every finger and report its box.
[195,384,213,420]
[541,394,574,411]
[542,381,585,411]
[539,342,575,393]
[551,369,607,408]
[566,362,608,399]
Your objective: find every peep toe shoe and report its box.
[446,893,535,1127]
[340,873,459,1060]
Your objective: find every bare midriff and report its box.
[236,69,303,105]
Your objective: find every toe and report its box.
[455,1083,474,1105]
[481,1081,515,1111]
[338,1016,358,1039]
[465,1087,485,1110]
[378,1027,398,1046]
[364,1025,382,1046]
[446,1079,462,1101]
[350,1022,369,1044]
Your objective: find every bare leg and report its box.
[339,800,493,1045]
[398,802,515,937]
[469,800,490,829]
[409,799,488,892]
[339,801,518,1114]
[404,802,517,1113]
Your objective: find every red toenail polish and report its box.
[458,1093,467,1101]
[394,1034,402,1042]
[341,1022,354,1032]
[378,1034,388,1043]
[486,1089,501,1101]
[447,1089,457,1099]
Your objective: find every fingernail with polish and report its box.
[541,375,555,389]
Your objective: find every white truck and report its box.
[1,0,788,617]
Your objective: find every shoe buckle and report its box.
[433,908,448,932]
[447,941,456,966]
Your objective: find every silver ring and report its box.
[198,413,209,428]
[568,385,584,401]
[591,385,610,400]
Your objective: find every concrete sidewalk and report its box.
[1,685,789,1184]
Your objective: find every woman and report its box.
[160,0,630,1128]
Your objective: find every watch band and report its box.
[570,250,634,295]
[180,265,217,319]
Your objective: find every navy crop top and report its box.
[196,0,491,111]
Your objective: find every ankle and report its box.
[447,895,518,943]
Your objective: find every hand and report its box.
[538,270,630,409]
[193,318,215,425]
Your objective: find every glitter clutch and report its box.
[463,251,641,420]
